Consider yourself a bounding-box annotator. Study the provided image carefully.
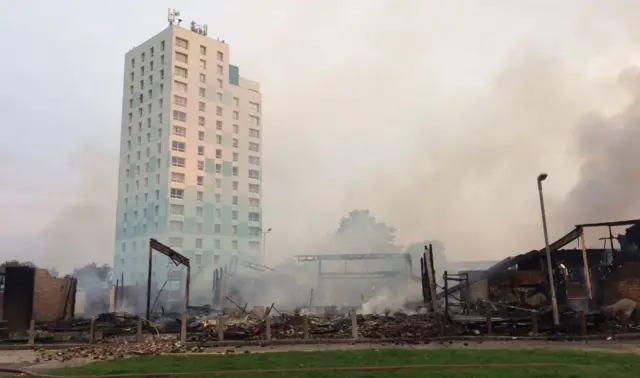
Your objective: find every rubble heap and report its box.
[36,339,202,363]
[190,312,453,341]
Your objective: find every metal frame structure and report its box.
[212,256,275,307]
[228,256,274,273]
[145,239,190,320]
[294,253,418,306]
[294,253,415,279]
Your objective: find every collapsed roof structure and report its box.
[438,219,640,309]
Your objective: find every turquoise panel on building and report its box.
[128,164,136,178]
[132,93,141,107]
[146,202,155,223]
[184,217,196,233]
[205,158,215,173]
[238,221,249,237]
[229,65,239,85]
[203,202,215,225]
[202,250,214,266]
[152,82,163,97]
[203,217,215,234]
[222,133,232,148]
[148,157,156,172]
[222,161,232,177]
[221,205,233,234]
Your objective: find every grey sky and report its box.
[1,0,639,272]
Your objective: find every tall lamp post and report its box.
[537,173,560,326]
[262,228,272,263]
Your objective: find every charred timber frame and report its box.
[146,239,191,320]
[576,219,640,264]
[443,271,469,315]
[437,221,639,301]
[573,219,640,300]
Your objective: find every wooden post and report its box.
[146,242,153,320]
[218,316,226,341]
[420,256,428,306]
[185,265,191,309]
[579,231,593,299]
[89,318,96,344]
[621,313,629,333]
[28,320,35,345]
[137,317,143,342]
[302,315,309,339]
[531,312,539,334]
[265,316,272,341]
[351,310,358,339]
[486,313,492,335]
[437,313,445,336]
[180,311,187,343]
[579,310,587,336]
[443,271,449,317]
[425,245,438,313]
[113,279,120,312]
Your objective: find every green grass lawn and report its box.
[50,348,640,378]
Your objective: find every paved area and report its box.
[1,340,640,375]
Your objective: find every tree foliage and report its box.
[72,263,112,291]
[330,209,448,276]
[0,260,36,269]
[335,209,401,254]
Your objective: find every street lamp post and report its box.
[262,228,272,263]
[537,173,560,326]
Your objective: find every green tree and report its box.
[335,209,402,254]
[71,263,112,291]
[0,260,36,269]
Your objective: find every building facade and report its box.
[113,24,263,289]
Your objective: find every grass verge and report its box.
[50,348,640,377]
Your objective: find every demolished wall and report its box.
[2,267,76,331]
[602,261,640,305]
[32,268,76,322]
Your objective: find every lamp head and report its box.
[537,173,548,182]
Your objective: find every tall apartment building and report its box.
[112,22,263,290]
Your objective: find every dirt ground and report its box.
[1,340,640,374]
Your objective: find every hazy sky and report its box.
[1,0,640,272]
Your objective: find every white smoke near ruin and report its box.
[361,283,423,315]
[38,143,117,274]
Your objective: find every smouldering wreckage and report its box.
[4,220,640,355]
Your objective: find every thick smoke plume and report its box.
[244,1,640,264]
[39,143,117,274]
[562,66,640,224]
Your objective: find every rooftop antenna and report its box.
[190,20,208,36]
[168,8,181,26]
